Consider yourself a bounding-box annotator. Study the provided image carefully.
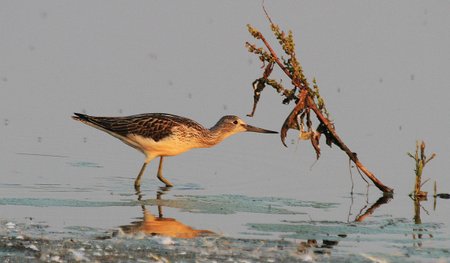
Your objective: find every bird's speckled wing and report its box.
[73,113,205,142]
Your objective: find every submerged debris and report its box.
[0,220,318,262]
[1,216,449,262]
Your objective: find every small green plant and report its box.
[407,140,436,198]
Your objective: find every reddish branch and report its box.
[251,23,393,194]
[258,34,298,87]
[307,98,393,193]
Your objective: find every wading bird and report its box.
[72,113,277,189]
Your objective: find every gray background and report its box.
[1,1,449,204]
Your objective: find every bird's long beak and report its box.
[243,124,278,134]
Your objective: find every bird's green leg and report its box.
[134,162,148,190]
[157,157,174,187]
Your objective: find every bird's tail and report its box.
[72,112,89,122]
[72,112,92,124]
[72,113,103,128]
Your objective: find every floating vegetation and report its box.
[0,222,327,263]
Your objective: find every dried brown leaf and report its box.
[247,79,265,117]
[281,90,307,147]
[311,130,321,159]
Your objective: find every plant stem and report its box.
[258,31,393,194]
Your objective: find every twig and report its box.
[348,158,354,195]
[408,140,436,198]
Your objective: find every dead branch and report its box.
[246,12,394,194]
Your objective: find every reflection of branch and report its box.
[411,197,433,246]
[411,195,430,224]
[348,159,354,195]
[354,203,369,222]
[355,195,392,222]
[413,198,421,225]
[347,193,354,223]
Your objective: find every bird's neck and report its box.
[198,125,231,148]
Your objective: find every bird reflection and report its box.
[119,187,213,238]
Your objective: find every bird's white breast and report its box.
[127,134,197,158]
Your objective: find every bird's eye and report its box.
[233,120,238,125]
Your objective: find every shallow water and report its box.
[1,1,450,262]
[1,190,450,262]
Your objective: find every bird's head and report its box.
[212,115,278,136]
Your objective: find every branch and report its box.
[246,13,394,194]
